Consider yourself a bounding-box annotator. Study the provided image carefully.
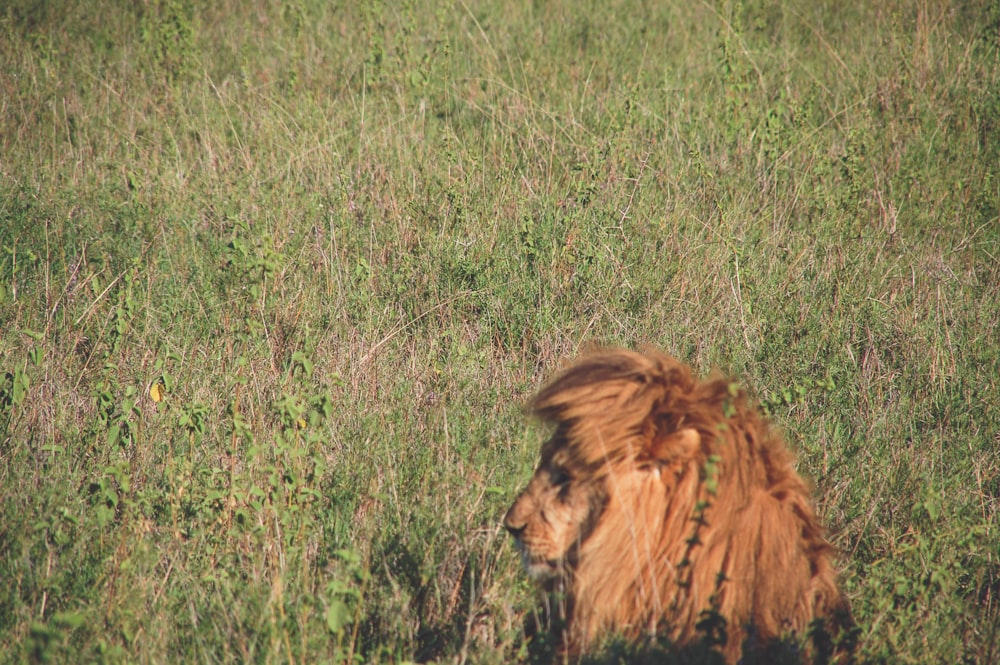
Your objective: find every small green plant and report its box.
[88,462,130,528]
[325,547,371,662]
[140,0,197,83]
[0,364,29,414]
[224,221,283,304]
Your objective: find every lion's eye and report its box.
[550,468,571,487]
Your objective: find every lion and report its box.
[504,348,854,663]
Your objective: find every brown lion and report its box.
[504,348,854,663]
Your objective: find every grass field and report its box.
[1,0,998,662]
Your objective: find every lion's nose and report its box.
[503,507,526,538]
[504,520,525,538]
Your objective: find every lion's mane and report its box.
[505,348,853,662]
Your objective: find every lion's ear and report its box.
[648,427,701,464]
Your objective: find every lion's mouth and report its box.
[519,549,562,581]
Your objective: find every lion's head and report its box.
[504,348,853,663]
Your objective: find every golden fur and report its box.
[504,348,853,663]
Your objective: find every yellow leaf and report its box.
[150,381,165,403]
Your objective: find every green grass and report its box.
[1,0,998,662]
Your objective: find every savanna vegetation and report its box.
[1,0,998,662]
